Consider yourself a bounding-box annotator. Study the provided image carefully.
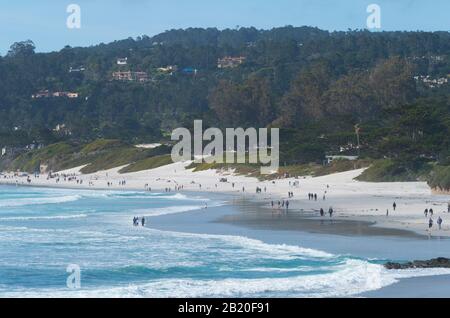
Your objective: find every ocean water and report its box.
[0,185,449,298]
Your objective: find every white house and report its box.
[117,57,128,65]
[325,155,359,165]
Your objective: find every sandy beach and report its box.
[147,197,450,297]
[2,161,450,238]
[2,164,450,298]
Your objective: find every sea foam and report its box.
[0,195,81,207]
[6,262,450,298]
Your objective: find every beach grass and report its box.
[428,165,450,191]
[5,139,171,174]
[188,158,372,180]
[356,159,433,182]
[119,154,173,173]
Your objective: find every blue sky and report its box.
[0,0,449,55]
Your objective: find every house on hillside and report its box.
[66,92,79,98]
[69,66,85,73]
[32,91,78,99]
[117,57,128,65]
[157,65,178,74]
[32,90,50,99]
[53,124,72,136]
[325,155,359,165]
[52,92,79,98]
[134,72,149,82]
[112,71,133,81]
[414,75,448,88]
[112,71,149,82]
[218,56,246,69]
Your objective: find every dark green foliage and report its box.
[5,140,172,174]
[0,27,449,182]
[119,155,173,173]
[428,165,450,191]
[357,159,432,182]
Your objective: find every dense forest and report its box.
[0,26,449,185]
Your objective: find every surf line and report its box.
[178,302,213,316]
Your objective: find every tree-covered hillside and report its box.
[0,26,449,186]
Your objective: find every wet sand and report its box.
[3,165,450,238]
[146,195,450,297]
[218,199,423,238]
[361,275,450,298]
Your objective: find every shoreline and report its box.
[0,181,431,239]
[2,162,450,239]
[146,196,450,298]
[3,179,450,297]
[361,274,450,298]
[217,199,425,239]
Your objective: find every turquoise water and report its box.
[0,185,448,298]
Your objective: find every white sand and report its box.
[2,162,450,237]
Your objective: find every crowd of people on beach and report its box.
[2,169,450,236]
[318,207,334,218]
[256,186,266,193]
[424,207,446,233]
[271,200,290,210]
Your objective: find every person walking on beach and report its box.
[430,209,434,217]
[320,208,325,217]
[393,202,397,211]
[328,207,334,218]
[141,217,146,227]
[286,200,290,210]
[314,194,317,201]
[437,216,443,230]
[271,201,274,209]
[425,209,429,218]
[429,218,434,230]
